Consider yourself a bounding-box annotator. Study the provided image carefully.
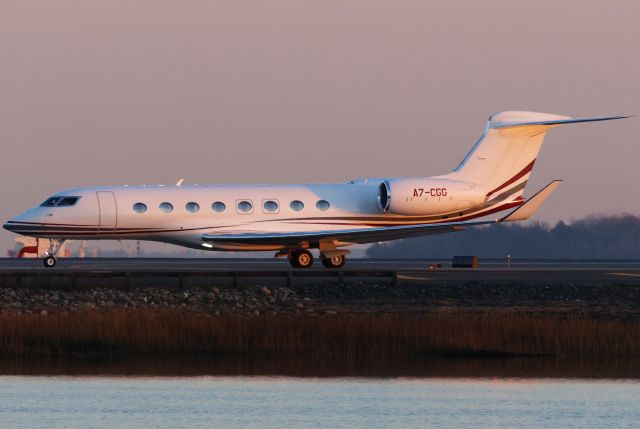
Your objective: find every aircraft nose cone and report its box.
[3,218,25,232]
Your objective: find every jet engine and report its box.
[378,178,486,216]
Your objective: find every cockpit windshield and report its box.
[57,197,80,206]
[41,197,61,207]
[40,196,80,207]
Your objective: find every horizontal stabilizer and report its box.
[491,114,630,130]
[500,180,562,222]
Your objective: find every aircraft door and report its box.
[97,191,117,233]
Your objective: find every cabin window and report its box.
[316,200,330,211]
[133,203,147,213]
[290,200,304,212]
[185,202,200,213]
[237,200,253,213]
[159,202,173,213]
[263,200,279,213]
[212,201,226,212]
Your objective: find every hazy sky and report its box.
[1,1,639,251]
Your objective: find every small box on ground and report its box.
[452,256,479,268]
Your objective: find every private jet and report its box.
[3,111,625,268]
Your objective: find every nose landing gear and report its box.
[43,255,57,267]
[42,239,64,268]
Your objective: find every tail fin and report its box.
[445,111,626,203]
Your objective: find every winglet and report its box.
[500,180,562,222]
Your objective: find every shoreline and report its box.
[3,354,640,379]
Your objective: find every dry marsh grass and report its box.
[0,310,639,359]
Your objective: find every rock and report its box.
[213,287,220,294]
[296,303,304,309]
[260,287,271,296]
[253,310,260,316]
[279,287,294,297]
[40,310,47,316]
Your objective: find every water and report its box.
[2,376,640,428]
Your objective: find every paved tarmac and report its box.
[1,258,640,285]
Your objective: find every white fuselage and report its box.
[4,178,499,251]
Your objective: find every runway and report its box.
[2,258,640,286]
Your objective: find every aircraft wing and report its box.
[202,221,484,247]
[202,180,561,247]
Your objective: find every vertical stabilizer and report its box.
[443,111,625,204]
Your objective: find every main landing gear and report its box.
[321,254,346,269]
[289,250,314,268]
[43,239,64,268]
[285,250,347,269]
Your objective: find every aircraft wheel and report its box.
[290,250,314,268]
[43,256,57,268]
[321,254,345,269]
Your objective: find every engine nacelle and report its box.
[378,178,486,216]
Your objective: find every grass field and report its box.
[1,310,639,359]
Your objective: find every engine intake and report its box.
[378,181,391,212]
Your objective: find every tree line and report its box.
[366,215,640,259]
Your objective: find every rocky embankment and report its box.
[1,281,640,321]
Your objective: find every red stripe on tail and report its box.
[486,159,536,197]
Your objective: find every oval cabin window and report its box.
[263,200,279,213]
[133,203,147,213]
[159,202,173,213]
[212,201,226,212]
[316,200,330,211]
[185,202,200,213]
[237,200,253,213]
[290,200,304,212]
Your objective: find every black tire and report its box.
[290,250,313,268]
[321,254,345,269]
[43,256,57,268]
